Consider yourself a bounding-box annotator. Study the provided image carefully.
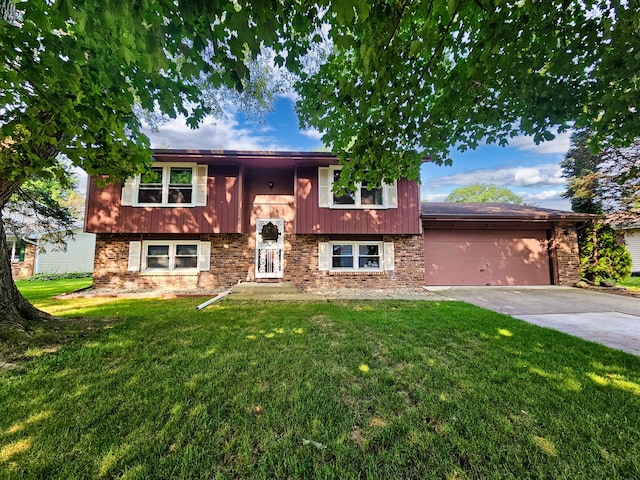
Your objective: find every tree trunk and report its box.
[0,178,53,336]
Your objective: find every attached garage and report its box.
[425,228,551,285]
[422,203,597,286]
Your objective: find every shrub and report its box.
[578,223,632,284]
[27,272,93,282]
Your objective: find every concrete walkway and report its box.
[426,286,640,356]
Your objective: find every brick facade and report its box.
[92,233,425,291]
[286,234,425,291]
[551,222,581,286]
[10,244,35,280]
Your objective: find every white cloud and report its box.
[508,130,572,155]
[300,127,323,140]
[431,163,566,189]
[143,113,291,151]
[422,193,449,203]
[520,189,572,210]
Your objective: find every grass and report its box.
[618,276,640,292]
[0,278,111,366]
[1,281,639,479]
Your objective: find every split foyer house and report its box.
[84,150,591,290]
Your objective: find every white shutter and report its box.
[383,242,395,271]
[128,241,141,271]
[384,181,398,208]
[121,177,137,206]
[318,167,330,208]
[318,242,330,271]
[195,165,208,206]
[198,241,211,271]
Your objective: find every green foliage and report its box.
[1,1,324,186]
[4,168,81,246]
[445,183,525,204]
[579,223,632,284]
[561,130,603,214]
[296,1,640,185]
[2,294,640,478]
[563,132,637,283]
[27,272,93,282]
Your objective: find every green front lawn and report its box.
[619,276,640,292]
[1,282,638,479]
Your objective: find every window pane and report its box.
[358,244,380,268]
[332,244,352,256]
[332,256,354,268]
[360,182,383,205]
[147,244,170,269]
[168,188,192,204]
[138,188,163,203]
[332,244,353,268]
[147,257,170,268]
[170,167,192,184]
[332,170,355,205]
[176,244,197,256]
[140,167,163,184]
[175,256,198,268]
[358,244,379,256]
[147,245,169,256]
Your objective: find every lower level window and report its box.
[7,239,26,263]
[143,241,198,271]
[331,242,382,271]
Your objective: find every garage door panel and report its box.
[426,241,547,260]
[424,229,551,286]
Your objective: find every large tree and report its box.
[0,0,324,329]
[2,0,640,327]
[562,130,640,222]
[561,130,634,283]
[445,183,525,204]
[296,0,640,189]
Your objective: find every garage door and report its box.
[424,229,551,285]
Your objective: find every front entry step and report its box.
[230,282,309,300]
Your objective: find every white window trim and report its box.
[127,240,210,273]
[330,241,382,272]
[8,239,18,263]
[319,166,397,209]
[122,162,207,207]
[319,241,395,272]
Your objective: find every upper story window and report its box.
[122,163,208,207]
[318,166,397,209]
[331,168,384,207]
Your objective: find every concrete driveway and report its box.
[426,286,640,356]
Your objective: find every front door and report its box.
[255,218,284,279]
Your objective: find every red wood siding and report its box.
[85,165,241,234]
[295,167,421,235]
[244,169,295,234]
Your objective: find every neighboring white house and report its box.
[623,226,640,275]
[33,227,96,274]
[8,226,96,279]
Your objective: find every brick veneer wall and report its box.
[93,233,425,291]
[284,234,425,291]
[552,222,581,286]
[10,244,35,280]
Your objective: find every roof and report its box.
[421,202,600,222]
[151,149,431,168]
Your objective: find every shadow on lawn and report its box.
[1,299,640,479]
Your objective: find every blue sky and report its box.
[144,97,574,211]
